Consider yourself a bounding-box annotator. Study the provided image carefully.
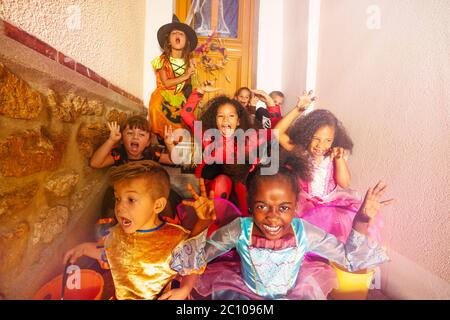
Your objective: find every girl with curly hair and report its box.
[179,87,281,217]
[275,91,381,243]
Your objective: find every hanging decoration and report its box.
[193,30,231,84]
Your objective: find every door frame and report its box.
[175,0,260,89]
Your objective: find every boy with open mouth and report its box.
[63,161,214,300]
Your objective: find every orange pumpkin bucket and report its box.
[34,269,104,300]
[329,262,374,300]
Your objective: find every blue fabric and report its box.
[236,218,310,299]
[169,215,390,299]
[137,222,166,233]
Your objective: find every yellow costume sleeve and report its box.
[152,56,164,72]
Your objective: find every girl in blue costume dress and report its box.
[170,161,393,300]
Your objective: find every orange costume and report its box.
[149,15,198,140]
[149,54,191,139]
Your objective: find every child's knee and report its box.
[210,175,233,199]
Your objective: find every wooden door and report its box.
[176,0,257,102]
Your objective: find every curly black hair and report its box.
[287,109,354,153]
[245,145,311,210]
[199,95,254,131]
[198,95,263,181]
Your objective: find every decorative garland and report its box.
[193,31,231,83]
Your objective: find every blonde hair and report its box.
[109,160,170,200]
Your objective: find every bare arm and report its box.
[158,274,198,300]
[274,106,303,151]
[162,125,177,164]
[252,89,275,107]
[352,181,394,235]
[63,242,102,265]
[332,148,351,188]
[304,182,393,271]
[183,179,216,238]
[274,90,317,151]
[90,122,121,168]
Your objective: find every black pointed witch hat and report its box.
[157,14,198,52]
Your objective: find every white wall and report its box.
[258,0,450,299]
[281,0,310,109]
[143,0,173,106]
[256,0,310,112]
[315,0,450,299]
[256,0,284,94]
[0,0,146,99]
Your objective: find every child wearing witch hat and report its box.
[149,15,198,143]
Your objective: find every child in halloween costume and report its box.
[274,91,382,242]
[234,88,283,129]
[64,161,214,300]
[269,91,285,108]
[149,15,198,142]
[170,163,392,300]
[90,115,181,221]
[234,87,256,123]
[181,88,282,216]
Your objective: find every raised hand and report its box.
[296,90,317,112]
[182,178,216,221]
[198,86,220,94]
[164,125,176,147]
[198,80,220,94]
[356,182,394,224]
[252,89,275,106]
[107,122,122,143]
[331,147,345,160]
[250,94,259,107]
[190,58,197,69]
[185,65,196,78]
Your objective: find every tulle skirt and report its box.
[189,257,338,300]
[297,188,382,242]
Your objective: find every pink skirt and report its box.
[189,258,338,300]
[297,189,382,242]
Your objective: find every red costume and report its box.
[181,90,281,216]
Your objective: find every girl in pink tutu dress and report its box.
[170,163,392,300]
[275,91,381,242]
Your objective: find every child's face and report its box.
[252,176,296,240]
[122,126,151,159]
[169,29,187,51]
[236,90,251,107]
[114,177,160,234]
[271,94,284,106]
[216,103,240,137]
[309,125,335,158]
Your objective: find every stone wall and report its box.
[0,24,146,299]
